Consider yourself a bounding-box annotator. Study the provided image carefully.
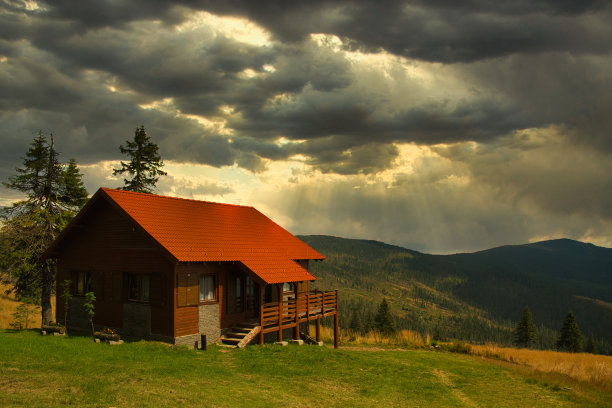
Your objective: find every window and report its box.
[200,275,216,302]
[283,282,293,293]
[246,276,255,297]
[74,271,91,296]
[127,274,150,302]
[235,276,243,311]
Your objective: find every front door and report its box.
[245,276,258,317]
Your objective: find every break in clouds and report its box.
[0,0,611,252]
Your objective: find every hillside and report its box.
[299,236,612,353]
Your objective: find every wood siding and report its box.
[54,198,174,336]
[174,263,224,337]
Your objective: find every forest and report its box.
[301,235,612,354]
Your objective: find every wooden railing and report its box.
[260,290,338,332]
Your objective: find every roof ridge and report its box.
[101,187,253,209]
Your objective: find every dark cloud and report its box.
[19,1,609,63]
[432,131,612,222]
[266,133,612,252]
[0,0,611,251]
[196,0,612,63]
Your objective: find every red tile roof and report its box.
[101,188,323,284]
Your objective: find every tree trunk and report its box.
[40,260,54,325]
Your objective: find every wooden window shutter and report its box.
[187,273,199,305]
[177,272,200,307]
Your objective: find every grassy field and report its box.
[1,330,611,407]
[316,325,612,392]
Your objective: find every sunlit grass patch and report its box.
[471,344,612,391]
[312,325,428,348]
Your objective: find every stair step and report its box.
[225,334,247,340]
[232,328,253,333]
[216,321,262,349]
[235,325,258,330]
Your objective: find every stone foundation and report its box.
[198,303,220,345]
[174,334,202,348]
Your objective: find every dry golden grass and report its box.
[471,344,612,390]
[0,283,55,329]
[310,325,428,348]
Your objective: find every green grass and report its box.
[1,330,610,407]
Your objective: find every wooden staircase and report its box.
[218,321,261,348]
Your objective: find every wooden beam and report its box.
[306,282,310,336]
[293,282,299,340]
[334,289,339,349]
[334,311,339,349]
[315,317,321,342]
[277,284,283,342]
[259,284,264,346]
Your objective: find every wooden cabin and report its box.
[45,188,339,348]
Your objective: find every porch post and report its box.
[315,317,321,342]
[259,284,264,346]
[306,281,310,336]
[293,282,299,340]
[334,290,339,349]
[277,284,283,342]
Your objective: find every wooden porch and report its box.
[219,289,339,348]
[259,289,339,348]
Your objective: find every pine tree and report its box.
[1,132,88,324]
[349,310,363,334]
[363,310,375,333]
[61,159,88,210]
[374,298,396,335]
[113,126,166,193]
[4,133,48,204]
[556,311,583,353]
[584,333,597,354]
[513,306,538,348]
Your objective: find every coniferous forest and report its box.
[301,235,612,354]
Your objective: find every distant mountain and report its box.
[299,235,612,353]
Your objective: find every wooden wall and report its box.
[174,262,227,337]
[55,198,174,337]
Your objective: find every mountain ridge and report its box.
[298,234,612,354]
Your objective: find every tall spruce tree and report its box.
[584,333,597,354]
[1,132,88,324]
[374,298,396,335]
[61,158,89,210]
[113,126,166,193]
[513,306,538,348]
[556,311,583,353]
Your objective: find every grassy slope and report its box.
[1,330,611,408]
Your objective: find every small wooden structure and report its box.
[45,188,338,348]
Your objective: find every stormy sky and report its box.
[1,0,611,253]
